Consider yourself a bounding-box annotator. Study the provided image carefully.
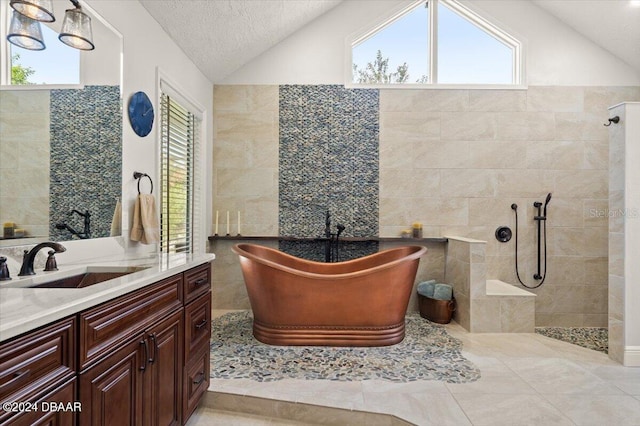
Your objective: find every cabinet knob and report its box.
[193,372,205,385]
[195,318,208,330]
[193,278,207,286]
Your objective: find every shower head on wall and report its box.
[543,192,552,217]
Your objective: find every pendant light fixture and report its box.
[6,9,45,50]
[58,0,94,51]
[9,0,55,22]
[6,0,95,51]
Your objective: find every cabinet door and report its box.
[79,334,145,426]
[143,310,183,426]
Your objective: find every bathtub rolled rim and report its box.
[231,243,427,281]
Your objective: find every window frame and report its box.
[157,75,205,255]
[346,0,525,89]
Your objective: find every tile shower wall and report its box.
[211,85,640,326]
[49,86,121,240]
[379,86,640,327]
[279,85,379,260]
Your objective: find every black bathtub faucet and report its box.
[322,210,346,262]
[56,209,91,239]
[325,209,331,238]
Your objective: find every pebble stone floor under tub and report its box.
[201,310,640,426]
[210,311,480,383]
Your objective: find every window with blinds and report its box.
[160,93,197,253]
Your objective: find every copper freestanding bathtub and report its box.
[231,243,427,347]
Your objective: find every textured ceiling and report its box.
[534,0,640,71]
[140,0,640,84]
[139,0,342,83]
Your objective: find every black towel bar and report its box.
[133,171,153,194]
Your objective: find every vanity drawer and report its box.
[0,317,75,422]
[2,376,76,426]
[182,347,210,424]
[184,292,211,361]
[184,263,211,304]
[79,273,183,370]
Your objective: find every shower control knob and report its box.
[495,226,512,243]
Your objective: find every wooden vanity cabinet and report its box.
[78,262,211,425]
[78,274,185,426]
[0,261,212,426]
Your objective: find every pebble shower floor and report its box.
[535,327,608,353]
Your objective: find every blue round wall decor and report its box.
[128,91,154,137]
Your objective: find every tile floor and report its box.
[191,311,640,425]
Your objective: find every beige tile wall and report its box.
[212,85,640,326]
[0,90,50,238]
[212,86,279,237]
[380,86,640,327]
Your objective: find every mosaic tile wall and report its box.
[49,85,122,241]
[279,85,379,260]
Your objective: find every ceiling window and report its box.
[350,0,521,86]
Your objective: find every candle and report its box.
[237,211,241,235]
[215,211,219,235]
[226,211,230,235]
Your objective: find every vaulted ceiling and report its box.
[534,0,640,72]
[140,0,640,83]
[139,0,342,83]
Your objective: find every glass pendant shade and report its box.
[7,10,45,51]
[58,6,94,50]
[10,0,55,22]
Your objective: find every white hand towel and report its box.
[130,194,160,244]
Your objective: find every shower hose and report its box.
[512,205,548,289]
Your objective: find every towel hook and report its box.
[604,116,620,127]
[133,171,153,194]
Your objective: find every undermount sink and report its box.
[2,266,151,289]
[33,267,150,289]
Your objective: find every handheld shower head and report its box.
[543,192,552,216]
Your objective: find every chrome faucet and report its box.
[18,242,66,276]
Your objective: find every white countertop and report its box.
[0,252,215,343]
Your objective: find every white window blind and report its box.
[160,93,198,253]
